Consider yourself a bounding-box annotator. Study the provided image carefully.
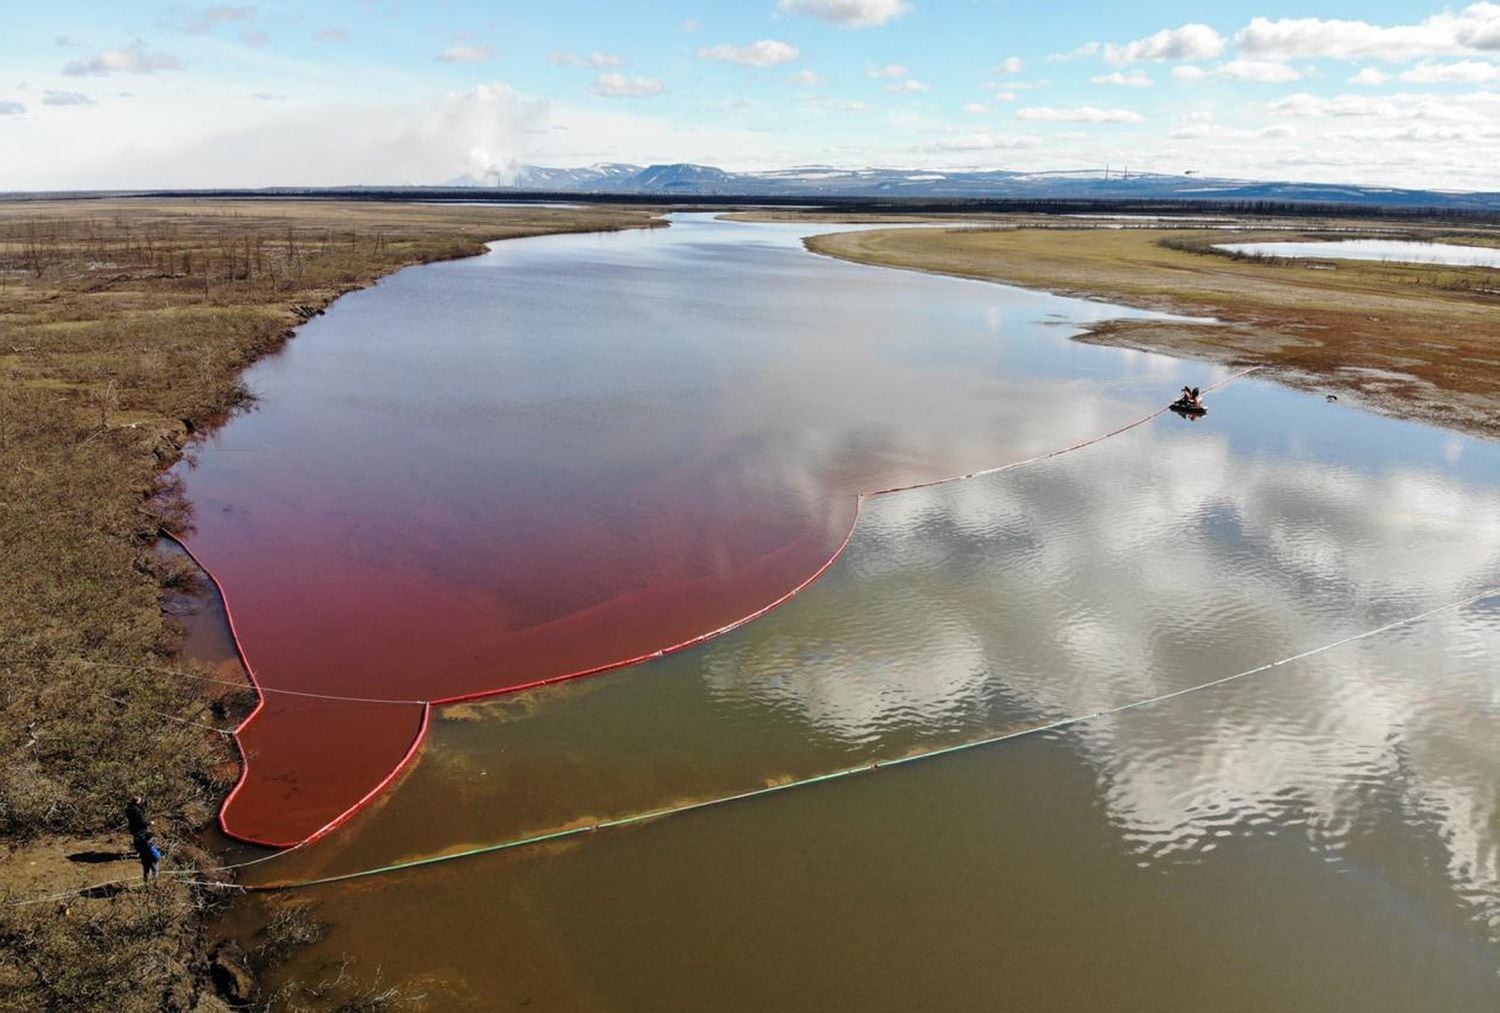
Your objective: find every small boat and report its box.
[1170,385,1207,418]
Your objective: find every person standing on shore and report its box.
[134,831,161,886]
[125,795,150,841]
[126,795,161,885]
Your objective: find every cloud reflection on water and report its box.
[704,397,1500,935]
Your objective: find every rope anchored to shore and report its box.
[19,362,1282,849]
[208,585,1493,894]
[7,654,429,707]
[16,583,1489,907]
[9,358,1487,904]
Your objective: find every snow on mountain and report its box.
[440,162,1500,210]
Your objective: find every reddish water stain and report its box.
[178,218,1183,846]
[193,461,857,844]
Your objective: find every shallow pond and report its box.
[181,216,1500,1009]
[1216,238,1500,268]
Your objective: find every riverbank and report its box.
[804,223,1500,440]
[0,199,661,1009]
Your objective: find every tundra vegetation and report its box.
[0,198,660,1010]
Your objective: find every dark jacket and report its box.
[125,800,149,838]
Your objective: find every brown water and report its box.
[189,217,1500,1009]
[174,216,1189,846]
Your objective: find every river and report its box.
[180,215,1500,1009]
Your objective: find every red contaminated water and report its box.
[192,458,858,846]
[177,218,1176,846]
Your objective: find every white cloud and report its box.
[1348,67,1390,85]
[801,96,868,112]
[541,83,1500,185]
[549,51,626,69]
[1266,90,1500,143]
[1172,65,1207,82]
[790,69,825,87]
[63,40,183,76]
[887,79,930,93]
[698,40,801,66]
[961,101,988,114]
[439,45,495,64]
[239,28,268,47]
[175,5,255,35]
[1051,41,1100,62]
[0,101,25,115]
[1217,59,1304,83]
[981,81,1026,99]
[315,28,349,44]
[1171,123,1297,140]
[1268,90,1500,124]
[867,63,909,79]
[1399,60,1500,83]
[1017,105,1145,123]
[922,131,1039,152]
[1236,6,1500,63]
[1102,24,1226,66]
[42,89,94,106]
[1091,70,1153,87]
[11,11,1500,194]
[1362,121,1499,142]
[4,82,546,189]
[1270,92,1397,118]
[777,0,910,29]
[682,18,700,33]
[591,72,665,97]
[996,56,1023,74]
[537,97,841,167]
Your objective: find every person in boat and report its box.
[1171,386,1207,420]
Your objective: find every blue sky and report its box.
[3,1,1499,190]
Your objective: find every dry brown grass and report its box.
[0,198,661,1009]
[806,222,1500,438]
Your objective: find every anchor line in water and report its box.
[3,834,315,909]
[860,364,1260,497]
[13,581,1489,907]
[10,365,1263,718]
[212,585,1496,893]
[136,362,1264,849]
[5,654,430,706]
[8,356,1477,904]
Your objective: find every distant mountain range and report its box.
[441,162,1500,211]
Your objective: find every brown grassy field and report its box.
[804,222,1500,439]
[0,198,661,1010]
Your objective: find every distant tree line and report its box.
[4,188,1497,225]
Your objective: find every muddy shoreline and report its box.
[804,224,1500,442]
[0,199,664,1010]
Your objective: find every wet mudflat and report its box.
[186,217,1500,1008]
